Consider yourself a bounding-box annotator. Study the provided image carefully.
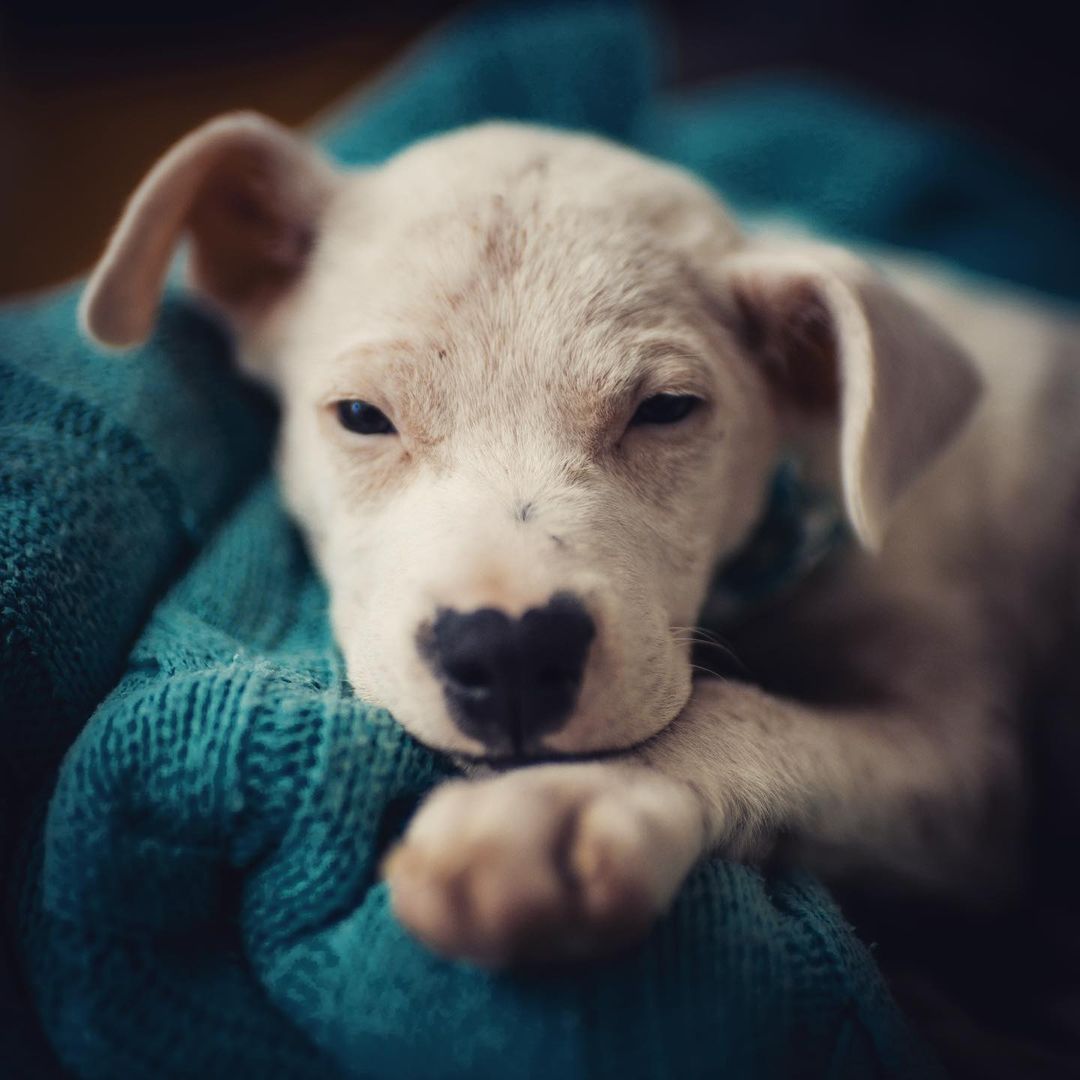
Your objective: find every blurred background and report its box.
[1,0,1076,301]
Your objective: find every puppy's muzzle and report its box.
[420,593,595,756]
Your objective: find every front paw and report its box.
[383,764,704,966]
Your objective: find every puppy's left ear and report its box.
[724,240,982,550]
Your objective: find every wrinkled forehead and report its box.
[284,130,743,410]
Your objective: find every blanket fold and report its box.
[4,2,1077,1077]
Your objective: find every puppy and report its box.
[80,113,1080,967]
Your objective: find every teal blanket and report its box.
[3,3,1078,1077]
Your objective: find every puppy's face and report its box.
[272,128,778,757]
[81,116,979,760]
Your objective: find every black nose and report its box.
[421,593,595,755]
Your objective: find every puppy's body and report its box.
[678,263,1080,894]
[80,116,1080,966]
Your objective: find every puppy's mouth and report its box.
[445,726,671,771]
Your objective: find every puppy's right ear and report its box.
[79,111,339,350]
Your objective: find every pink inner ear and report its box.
[734,279,840,418]
[80,112,336,350]
[187,151,321,323]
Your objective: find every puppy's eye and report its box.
[629,393,701,427]
[336,400,396,435]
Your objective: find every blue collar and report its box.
[701,460,849,627]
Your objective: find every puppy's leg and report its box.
[386,681,1019,964]
[639,679,1022,896]
[384,763,705,966]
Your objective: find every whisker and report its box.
[689,663,728,681]
[670,625,748,675]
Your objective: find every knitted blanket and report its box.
[3,3,1078,1077]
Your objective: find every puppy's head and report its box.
[82,115,979,759]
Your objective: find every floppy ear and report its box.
[79,111,339,351]
[725,240,982,550]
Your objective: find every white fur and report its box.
[81,114,1080,965]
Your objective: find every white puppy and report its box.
[80,114,1080,966]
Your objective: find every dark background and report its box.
[1,0,1076,299]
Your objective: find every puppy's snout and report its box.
[422,593,595,755]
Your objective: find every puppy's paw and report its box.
[383,764,704,966]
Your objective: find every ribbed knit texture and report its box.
[4,1,1078,1077]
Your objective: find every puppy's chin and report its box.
[399,708,686,770]
[446,740,650,773]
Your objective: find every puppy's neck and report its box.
[702,459,849,627]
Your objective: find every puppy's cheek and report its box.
[344,636,483,754]
[331,593,393,702]
[545,637,692,754]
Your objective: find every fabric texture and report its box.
[3,1,1078,1077]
